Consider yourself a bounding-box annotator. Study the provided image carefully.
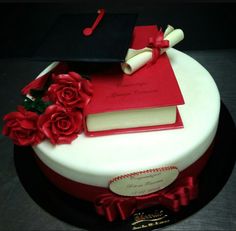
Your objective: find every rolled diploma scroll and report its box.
[121,26,184,75]
[162,29,184,53]
[121,48,153,75]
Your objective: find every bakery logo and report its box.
[131,209,170,230]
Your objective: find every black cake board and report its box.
[14,102,236,231]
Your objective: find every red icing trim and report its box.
[109,166,179,185]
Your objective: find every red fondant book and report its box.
[83,25,184,136]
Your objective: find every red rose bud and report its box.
[38,104,83,144]
[47,72,93,110]
[2,106,45,146]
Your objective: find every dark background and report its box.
[0,1,236,59]
[0,2,236,231]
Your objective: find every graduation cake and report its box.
[2,10,220,221]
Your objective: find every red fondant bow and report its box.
[147,30,169,64]
[95,176,198,222]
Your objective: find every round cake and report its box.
[1,19,221,222]
[33,48,220,190]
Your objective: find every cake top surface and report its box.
[33,48,220,187]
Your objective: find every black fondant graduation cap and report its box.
[33,9,137,62]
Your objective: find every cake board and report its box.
[14,102,236,231]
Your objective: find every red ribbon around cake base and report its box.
[34,141,214,222]
[95,176,197,221]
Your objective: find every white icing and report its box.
[33,48,220,188]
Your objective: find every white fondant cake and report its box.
[33,48,220,188]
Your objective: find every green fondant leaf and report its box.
[23,97,52,114]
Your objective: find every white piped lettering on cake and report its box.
[109,167,179,196]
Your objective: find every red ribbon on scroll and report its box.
[147,30,169,65]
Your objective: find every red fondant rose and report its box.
[38,104,83,144]
[47,72,93,110]
[2,106,45,146]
